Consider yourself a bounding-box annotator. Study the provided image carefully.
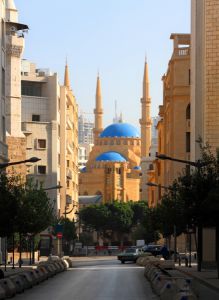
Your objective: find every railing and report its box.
[173,47,190,57]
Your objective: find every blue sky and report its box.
[16,0,190,128]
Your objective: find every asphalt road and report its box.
[16,257,158,300]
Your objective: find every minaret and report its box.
[140,59,152,157]
[93,74,103,140]
[5,0,28,175]
[64,61,71,89]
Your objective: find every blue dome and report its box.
[96,151,127,162]
[133,166,141,170]
[100,123,140,138]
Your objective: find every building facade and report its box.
[21,60,78,219]
[79,75,141,203]
[147,34,191,207]
[191,0,219,159]
[0,0,8,165]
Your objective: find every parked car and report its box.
[117,247,142,264]
[142,244,163,256]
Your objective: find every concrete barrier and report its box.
[160,281,178,300]
[63,257,73,268]
[174,291,197,300]
[34,268,46,282]
[19,272,34,288]
[9,275,25,294]
[62,259,69,270]
[0,278,17,298]
[37,265,49,280]
[0,285,6,300]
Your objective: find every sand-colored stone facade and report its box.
[147,34,191,206]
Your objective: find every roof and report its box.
[96,151,127,162]
[79,195,102,205]
[99,123,140,138]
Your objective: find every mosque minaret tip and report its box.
[140,59,152,157]
[93,74,103,141]
[64,61,71,89]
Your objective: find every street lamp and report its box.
[155,153,211,271]
[0,157,41,169]
[43,185,62,191]
[147,182,178,263]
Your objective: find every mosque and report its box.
[79,61,152,203]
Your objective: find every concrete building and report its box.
[79,75,141,203]
[78,114,94,170]
[21,60,78,219]
[191,0,219,159]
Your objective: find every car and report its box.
[142,244,163,256]
[117,247,142,264]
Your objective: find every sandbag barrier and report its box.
[137,257,198,300]
[0,257,71,299]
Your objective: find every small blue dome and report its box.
[80,167,86,172]
[100,123,140,138]
[133,166,141,170]
[96,151,127,162]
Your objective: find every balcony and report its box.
[67,142,74,155]
[0,141,8,161]
[173,47,190,58]
[66,116,73,130]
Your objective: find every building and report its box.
[191,0,219,159]
[147,34,191,207]
[191,0,219,268]
[21,60,78,219]
[78,114,93,145]
[4,0,28,176]
[79,74,143,203]
[0,0,8,165]
[78,114,94,170]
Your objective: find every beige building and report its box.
[148,34,191,208]
[21,60,78,219]
[191,0,219,268]
[191,0,219,159]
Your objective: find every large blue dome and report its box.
[99,123,140,138]
[96,151,127,162]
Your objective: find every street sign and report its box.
[55,224,63,234]
[57,232,63,239]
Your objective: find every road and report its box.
[16,257,158,300]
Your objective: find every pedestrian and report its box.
[161,245,169,260]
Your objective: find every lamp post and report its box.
[147,182,178,262]
[0,157,40,270]
[155,153,210,271]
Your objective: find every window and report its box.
[67,180,70,188]
[21,81,42,96]
[1,67,5,97]
[186,132,190,153]
[188,69,191,85]
[37,139,46,149]
[38,165,46,174]
[186,104,191,119]
[67,160,70,167]
[32,114,40,122]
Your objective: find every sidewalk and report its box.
[176,265,219,293]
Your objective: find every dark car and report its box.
[142,244,163,256]
[117,247,142,264]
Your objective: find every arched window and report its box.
[186,104,191,119]
[84,191,88,195]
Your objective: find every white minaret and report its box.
[5,0,27,137]
[5,0,28,173]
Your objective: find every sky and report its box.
[16,0,191,128]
